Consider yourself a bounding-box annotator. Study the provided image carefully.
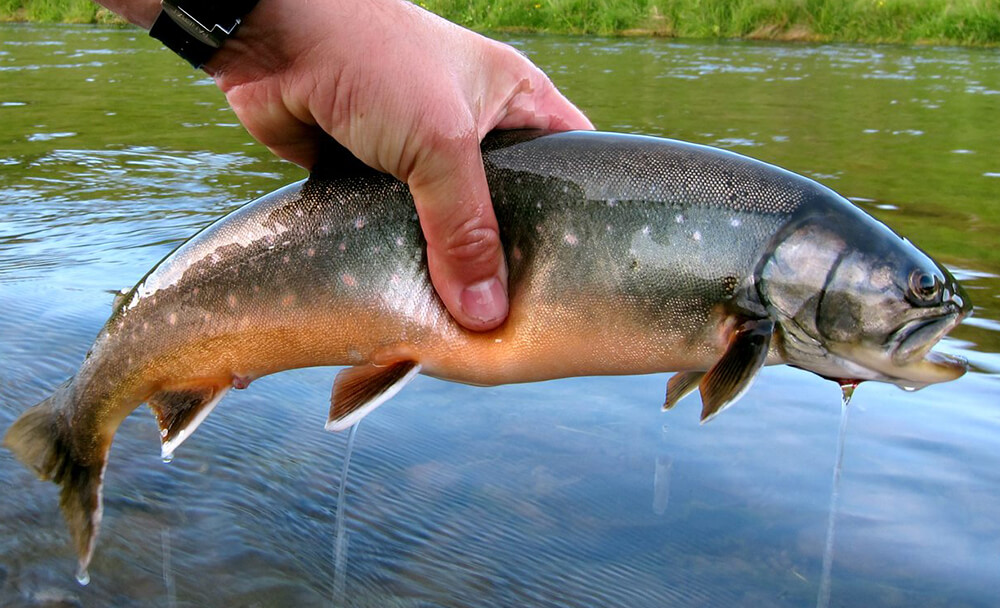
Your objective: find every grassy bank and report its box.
[2,0,999,45]
[0,0,122,23]
[423,0,1000,45]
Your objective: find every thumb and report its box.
[408,136,508,332]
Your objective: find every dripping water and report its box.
[816,382,856,608]
[333,422,360,606]
[162,528,176,608]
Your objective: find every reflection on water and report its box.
[1,24,999,607]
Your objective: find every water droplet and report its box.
[76,568,90,586]
[162,452,174,464]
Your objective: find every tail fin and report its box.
[4,386,106,583]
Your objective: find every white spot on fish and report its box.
[355,217,366,229]
[204,313,212,322]
[564,233,578,246]
[338,242,346,252]
[494,338,503,344]
[512,246,523,261]
[607,199,617,207]
[227,294,238,308]
[642,225,651,235]
[562,185,569,193]
[692,231,702,242]
[342,274,356,287]
[142,322,149,332]
[282,254,290,263]
[535,202,542,209]
[295,209,303,217]
[168,312,177,326]
[730,218,742,227]
[395,236,405,247]
[675,214,684,224]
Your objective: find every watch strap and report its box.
[150,0,260,69]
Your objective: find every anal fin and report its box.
[699,319,774,423]
[148,383,229,460]
[663,371,705,410]
[327,360,421,431]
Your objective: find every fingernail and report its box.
[460,277,508,325]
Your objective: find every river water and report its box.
[1,24,998,607]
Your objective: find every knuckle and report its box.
[441,221,503,268]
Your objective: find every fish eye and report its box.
[908,269,941,303]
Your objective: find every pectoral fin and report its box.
[663,371,705,410]
[327,360,421,431]
[699,319,774,423]
[148,383,230,460]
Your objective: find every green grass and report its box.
[0,0,122,23]
[2,0,999,45]
[420,0,1000,45]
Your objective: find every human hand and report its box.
[200,0,593,331]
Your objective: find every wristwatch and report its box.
[150,0,260,69]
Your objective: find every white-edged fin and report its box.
[327,361,421,432]
[663,371,705,411]
[699,319,774,423]
[148,384,230,460]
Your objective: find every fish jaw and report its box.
[816,305,968,390]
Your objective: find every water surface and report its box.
[1,24,998,607]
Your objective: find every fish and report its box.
[4,130,971,580]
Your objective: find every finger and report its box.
[408,135,508,332]
[222,82,324,169]
[487,56,595,134]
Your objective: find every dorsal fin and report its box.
[699,319,774,423]
[327,360,421,431]
[663,371,705,410]
[148,383,230,460]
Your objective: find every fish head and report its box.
[759,206,971,390]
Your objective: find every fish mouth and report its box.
[891,312,960,365]
[884,310,968,386]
